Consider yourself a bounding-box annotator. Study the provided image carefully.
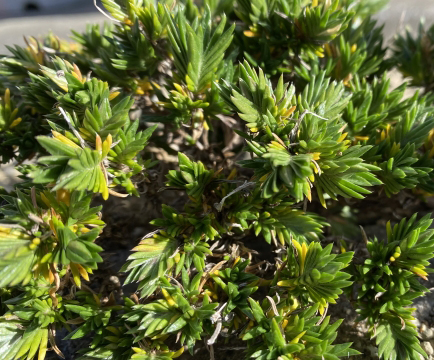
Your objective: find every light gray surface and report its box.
[0,13,104,53]
[0,163,23,191]
[0,0,102,52]
[375,0,434,40]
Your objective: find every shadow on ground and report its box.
[0,0,97,20]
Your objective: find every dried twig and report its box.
[207,303,228,346]
[93,0,122,22]
[289,110,328,143]
[59,108,87,148]
[214,181,256,211]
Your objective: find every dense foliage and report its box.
[0,0,434,359]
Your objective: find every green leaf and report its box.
[0,229,34,287]
[54,147,107,198]
[165,6,234,92]
[121,232,178,298]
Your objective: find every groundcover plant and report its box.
[1,0,434,359]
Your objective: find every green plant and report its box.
[0,0,434,359]
[354,214,434,359]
